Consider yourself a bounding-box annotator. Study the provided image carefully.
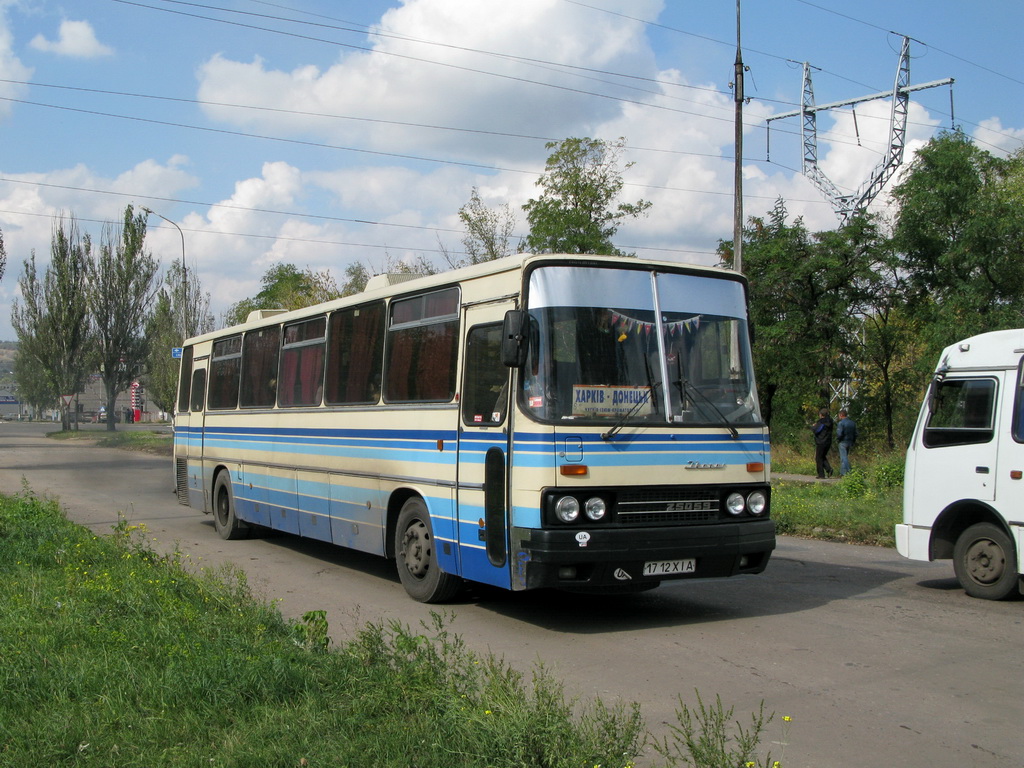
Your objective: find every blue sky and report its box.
[1,0,1022,341]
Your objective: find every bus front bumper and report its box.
[509,520,776,591]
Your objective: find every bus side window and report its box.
[177,346,194,414]
[325,302,385,405]
[240,326,281,408]
[190,369,207,413]
[463,324,507,426]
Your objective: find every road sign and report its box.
[171,347,183,359]
[60,394,74,408]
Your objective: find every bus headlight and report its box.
[555,496,580,523]
[746,491,768,516]
[726,492,745,516]
[584,497,607,521]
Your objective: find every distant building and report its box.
[75,374,152,423]
[0,388,19,419]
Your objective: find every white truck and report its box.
[897,328,1024,600]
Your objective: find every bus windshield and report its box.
[522,265,761,426]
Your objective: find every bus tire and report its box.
[213,472,250,541]
[953,522,1018,600]
[395,497,461,603]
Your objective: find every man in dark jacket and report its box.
[836,409,857,476]
[812,407,834,479]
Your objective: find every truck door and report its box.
[456,300,514,589]
[994,361,1024,569]
[911,375,998,526]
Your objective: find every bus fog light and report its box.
[747,491,767,516]
[726,492,745,516]
[555,496,580,523]
[584,497,607,521]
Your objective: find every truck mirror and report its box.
[926,377,941,415]
[501,310,529,367]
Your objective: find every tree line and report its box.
[729,130,1024,450]
[5,131,1023,452]
[9,206,214,430]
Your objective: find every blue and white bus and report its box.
[173,253,775,602]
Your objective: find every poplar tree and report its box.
[11,214,94,430]
[90,204,160,430]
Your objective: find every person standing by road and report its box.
[811,407,834,479]
[836,409,857,476]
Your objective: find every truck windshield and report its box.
[521,265,761,427]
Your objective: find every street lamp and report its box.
[142,207,188,341]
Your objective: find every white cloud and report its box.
[0,158,199,338]
[30,20,113,58]
[196,0,662,164]
[0,5,32,121]
[973,117,1024,158]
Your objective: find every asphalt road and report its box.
[2,420,1021,768]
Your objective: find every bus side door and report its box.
[456,302,514,589]
[185,357,208,510]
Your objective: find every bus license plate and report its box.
[643,558,696,576]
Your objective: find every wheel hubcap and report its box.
[401,520,430,578]
[965,538,1005,585]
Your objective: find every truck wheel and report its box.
[395,497,461,603]
[213,472,250,541]
[953,522,1018,600]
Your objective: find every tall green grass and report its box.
[0,485,649,767]
[770,445,905,546]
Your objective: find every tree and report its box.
[90,205,160,431]
[720,201,866,440]
[892,130,1024,359]
[144,261,214,417]
[224,263,342,326]
[13,349,56,419]
[11,214,94,430]
[340,261,370,296]
[0,227,7,285]
[523,137,651,255]
[457,187,519,265]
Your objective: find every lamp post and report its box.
[142,207,188,341]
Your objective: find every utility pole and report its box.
[732,0,744,273]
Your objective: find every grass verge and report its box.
[1,486,652,767]
[769,445,905,547]
[48,428,173,455]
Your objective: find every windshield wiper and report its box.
[673,358,739,439]
[601,388,654,441]
[602,356,659,441]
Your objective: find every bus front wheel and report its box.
[953,522,1019,600]
[395,497,461,603]
[213,473,250,541]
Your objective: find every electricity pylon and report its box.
[767,36,953,223]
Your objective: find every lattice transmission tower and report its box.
[767,36,953,223]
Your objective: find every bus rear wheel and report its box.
[213,472,250,541]
[953,522,1019,600]
[395,497,461,603]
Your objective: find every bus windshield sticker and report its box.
[572,385,652,417]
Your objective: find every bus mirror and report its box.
[501,310,529,367]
